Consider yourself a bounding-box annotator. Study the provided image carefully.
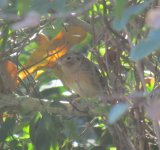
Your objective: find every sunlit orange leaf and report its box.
[25,34,50,67]
[34,70,45,79]
[47,46,68,67]
[18,25,87,81]
[18,46,68,80]
[0,60,17,92]
[50,26,87,49]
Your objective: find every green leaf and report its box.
[108,103,129,124]
[145,77,155,92]
[110,147,117,150]
[113,0,127,19]
[17,0,30,16]
[126,69,136,91]
[0,25,9,51]
[44,19,64,37]
[18,42,38,65]
[112,1,150,31]
[28,143,34,150]
[130,29,160,60]
[30,114,51,150]
[30,113,64,150]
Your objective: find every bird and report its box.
[53,53,106,99]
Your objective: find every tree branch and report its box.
[0,93,88,117]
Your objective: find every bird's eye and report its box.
[66,56,71,60]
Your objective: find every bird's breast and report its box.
[63,69,102,98]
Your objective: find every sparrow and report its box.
[53,53,106,99]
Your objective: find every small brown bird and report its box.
[53,53,106,99]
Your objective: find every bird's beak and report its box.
[56,58,62,65]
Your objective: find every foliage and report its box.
[0,0,160,150]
